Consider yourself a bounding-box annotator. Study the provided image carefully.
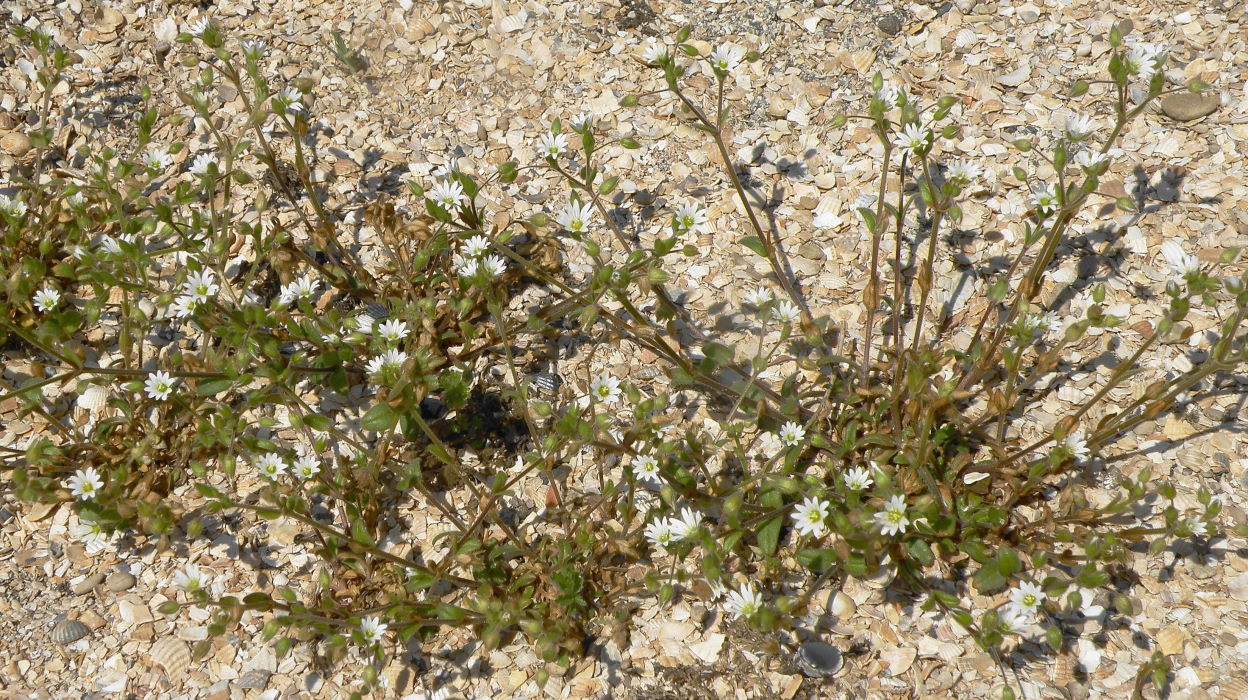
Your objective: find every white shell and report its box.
[151,637,191,677]
[955,29,977,49]
[498,9,527,33]
[51,618,90,644]
[830,591,856,618]
[76,385,109,413]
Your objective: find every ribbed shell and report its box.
[150,637,191,676]
[76,385,109,413]
[51,618,90,644]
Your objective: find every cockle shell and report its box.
[498,9,527,33]
[51,618,90,644]
[955,29,978,49]
[76,385,109,413]
[150,637,191,677]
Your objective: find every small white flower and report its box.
[1009,581,1046,616]
[376,319,409,344]
[144,370,178,401]
[640,40,668,65]
[632,454,661,481]
[556,200,594,234]
[187,18,212,36]
[875,84,905,109]
[182,269,219,304]
[672,201,710,235]
[873,494,910,537]
[723,585,763,619]
[33,287,61,313]
[431,159,458,179]
[0,194,27,218]
[1160,240,1200,282]
[254,453,287,480]
[278,274,319,306]
[428,180,466,209]
[1072,587,1104,619]
[454,254,480,278]
[844,465,874,491]
[172,294,200,318]
[589,375,622,404]
[1064,114,1098,140]
[189,152,217,176]
[242,40,265,61]
[1031,183,1059,215]
[1124,43,1165,80]
[708,44,746,75]
[366,348,409,378]
[947,159,980,182]
[538,132,568,158]
[773,300,800,324]
[66,192,85,209]
[275,86,304,112]
[143,147,173,171]
[1076,639,1104,673]
[777,421,806,447]
[462,234,491,257]
[644,518,676,550]
[65,467,105,500]
[291,454,321,480]
[744,287,774,309]
[73,521,114,554]
[480,254,506,278]
[569,112,592,132]
[893,123,932,156]
[669,507,703,540]
[174,564,209,592]
[705,579,728,601]
[358,616,388,644]
[1185,517,1208,537]
[1053,429,1090,462]
[791,496,830,538]
[1074,150,1109,173]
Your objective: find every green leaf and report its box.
[906,538,935,566]
[619,137,641,149]
[303,413,332,432]
[197,378,233,396]
[1045,625,1062,650]
[1070,80,1089,97]
[997,546,1020,578]
[796,548,839,573]
[739,236,767,257]
[361,403,398,432]
[702,342,734,368]
[973,561,1007,594]
[757,489,784,556]
[498,161,518,183]
[1115,196,1136,212]
[598,175,619,195]
[158,600,181,614]
[351,519,375,547]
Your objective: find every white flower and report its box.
[569,112,592,132]
[640,40,668,65]
[705,579,728,601]
[73,521,114,554]
[189,152,217,176]
[708,44,746,75]
[187,18,212,36]
[144,370,178,401]
[0,194,27,218]
[359,616,388,644]
[1125,42,1165,80]
[242,40,265,61]
[1053,429,1090,462]
[1076,639,1103,674]
[33,287,61,313]
[589,375,622,404]
[947,159,980,182]
[454,254,480,278]
[999,605,1031,634]
[278,274,320,306]
[777,421,806,447]
[428,181,466,209]
[1072,587,1104,618]
[556,200,593,234]
[143,147,172,171]
[773,300,800,324]
[66,192,85,209]
[538,132,568,158]
[1064,114,1098,140]
[844,465,874,491]
[1186,517,1208,537]
[1031,183,1059,215]
[174,564,209,592]
[632,454,660,481]
[1074,150,1109,172]
[723,585,763,619]
[366,348,409,378]
[1161,240,1200,282]
[893,123,932,156]
[480,255,506,278]
[65,467,105,500]
[172,294,200,318]
[875,84,905,109]
[275,86,304,112]
[672,201,710,235]
[291,454,321,480]
[791,496,830,538]
[182,269,219,304]
[644,518,676,550]
[873,494,910,537]
[1009,581,1046,616]
[462,234,491,257]
[376,319,409,344]
[744,287,774,309]
[254,453,287,480]
[669,507,703,540]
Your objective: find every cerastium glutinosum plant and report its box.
[1,18,1244,699]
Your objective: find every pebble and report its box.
[1161,93,1220,122]
[72,572,106,595]
[0,131,31,157]
[106,571,137,592]
[876,15,903,36]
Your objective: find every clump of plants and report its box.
[1,18,1243,699]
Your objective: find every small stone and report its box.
[876,15,903,36]
[106,571,137,592]
[72,572,106,595]
[1018,4,1040,22]
[1115,19,1134,36]
[1,131,31,157]
[1161,93,1220,122]
[1229,572,1248,601]
[238,670,271,689]
[797,641,843,677]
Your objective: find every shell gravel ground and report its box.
[2,0,1248,697]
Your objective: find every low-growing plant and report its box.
[1,17,1244,699]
